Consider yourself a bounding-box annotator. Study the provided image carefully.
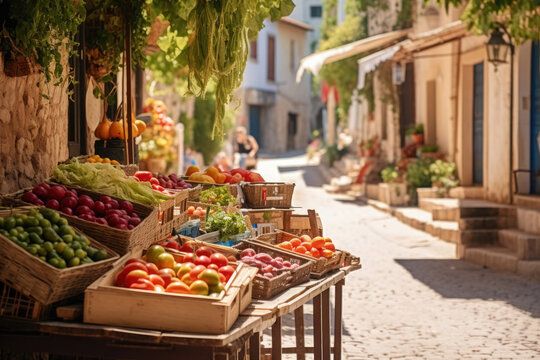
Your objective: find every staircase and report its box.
[419,199,540,280]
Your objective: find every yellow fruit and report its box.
[188,172,204,181]
[103,158,111,164]
[94,115,112,140]
[199,175,215,183]
[111,160,120,165]
[204,166,220,180]
[87,158,96,163]
[185,165,200,177]
[109,121,124,139]
[135,120,146,136]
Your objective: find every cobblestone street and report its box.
[257,154,540,359]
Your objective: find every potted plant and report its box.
[365,139,375,157]
[429,160,459,197]
[419,144,441,160]
[379,165,408,206]
[406,158,432,204]
[406,124,424,145]
[358,140,365,157]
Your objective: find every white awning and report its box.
[356,44,402,89]
[296,29,409,83]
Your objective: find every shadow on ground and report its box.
[277,165,325,188]
[395,259,540,318]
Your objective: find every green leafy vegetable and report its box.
[199,186,236,206]
[205,210,247,240]
[52,160,171,206]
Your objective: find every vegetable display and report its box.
[52,160,171,206]
[21,183,142,231]
[133,171,193,191]
[239,248,299,279]
[199,186,236,207]
[0,208,110,269]
[277,234,336,259]
[205,211,247,240]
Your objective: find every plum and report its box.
[99,195,112,204]
[61,196,78,209]
[282,261,292,268]
[241,248,256,258]
[22,191,40,204]
[49,185,66,201]
[270,259,283,269]
[254,253,273,264]
[128,217,141,226]
[61,207,73,215]
[263,273,274,279]
[31,186,48,199]
[93,201,106,216]
[39,182,51,190]
[120,201,134,214]
[78,195,94,209]
[109,199,119,209]
[95,218,108,226]
[75,205,92,216]
[46,199,60,210]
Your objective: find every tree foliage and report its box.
[433,0,540,43]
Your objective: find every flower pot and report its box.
[412,134,424,145]
[366,148,375,157]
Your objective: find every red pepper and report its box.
[149,177,159,185]
[134,171,153,182]
[129,278,156,291]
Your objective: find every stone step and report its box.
[458,216,516,230]
[462,246,540,281]
[516,207,540,235]
[498,229,540,260]
[431,207,459,221]
[460,229,498,246]
[394,207,459,243]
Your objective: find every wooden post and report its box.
[272,316,282,360]
[283,211,292,233]
[124,0,134,164]
[313,294,322,360]
[249,332,261,360]
[294,306,306,360]
[308,210,320,237]
[334,280,344,360]
[322,289,331,360]
[327,86,336,146]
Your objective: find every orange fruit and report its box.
[204,166,220,179]
[300,234,312,242]
[294,245,307,254]
[187,206,195,215]
[190,280,209,296]
[311,238,325,249]
[290,238,301,247]
[301,242,312,251]
[279,241,293,250]
[185,165,200,177]
[135,119,147,135]
[323,237,333,243]
[322,249,334,259]
[323,243,335,252]
[310,248,321,258]
[215,173,226,184]
[166,282,191,294]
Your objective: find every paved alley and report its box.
[257,153,540,360]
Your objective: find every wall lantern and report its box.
[486,28,512,71]
[392,62,405,85]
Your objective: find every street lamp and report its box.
[486,28,512,71]
[486,25,515,204]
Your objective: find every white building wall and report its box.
[243,20,278,92]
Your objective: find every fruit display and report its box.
[52,160,172,205]
[114,245,235,296]
[94,112,146,141]
[187,205,215,218]
[132,171,193,192]
[0,208,110,268]
[199,186,237,206]
[276,234,336,259]
[85,155,120,165]
[21,183,143,231]
[239,248,299,279]
[185,165,265,184]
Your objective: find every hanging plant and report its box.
[0,0,85,84]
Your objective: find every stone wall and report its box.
[0,54,69,193]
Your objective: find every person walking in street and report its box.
[233,126,259,170]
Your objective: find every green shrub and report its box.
[406,159,432,199]
[430,160,459,189]
[381,165,400,183]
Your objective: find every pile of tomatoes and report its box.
[277,235,336,259]
[114,245,235,297]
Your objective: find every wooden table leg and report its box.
[334,279,344,360]
[313,294,322,360]
[272,316,282,360]
[322,289,331,360]
[249,332,260,360]
[294,306,306,360]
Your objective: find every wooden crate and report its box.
[243,209,323,237]
[254,231,344,278]
[0,280,54,320]
[4,185,159,255]
[233,241,312,299]
[156,189,189,239]
[241,182,295,209]
[84,250,257,334]
[0,207,119,305]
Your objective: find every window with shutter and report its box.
[267,35,275,81]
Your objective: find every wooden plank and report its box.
[294,306,306,360]
[334,280,344,360]
[308,209,320,237]
[283,211,291,232]
[250,332,261,360]
[56,303,83,321]
[272,316,282,360]
[313,294,322,360]
[322,289,331,360]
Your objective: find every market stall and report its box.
[0,161,360,360]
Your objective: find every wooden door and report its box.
[472,62,484,185]
[531,42,540,194]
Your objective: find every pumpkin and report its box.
[94,115,112,140]
[109,121,124,139]
[135,119,147,136]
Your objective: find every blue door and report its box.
[531,42,540,194]
[249,105,261,145]
[473,62,484,184]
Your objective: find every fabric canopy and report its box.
[356,44,402,90]
[296,29,409,83]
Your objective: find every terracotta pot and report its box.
[412,134,424,145]
[366,148,375,157]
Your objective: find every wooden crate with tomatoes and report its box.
[253,230,345,278]
[84,246,257,334]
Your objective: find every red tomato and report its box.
[154,285,165,292]
[196,246,213,258]
[182,253,196,263]
[124,270,149,287]
[126,258,147,266]
[218,265,235,282]
[164,241,180,250]
[170,277,181,283]
[190,265,207,281]
[207,263,220,271]
[179,243,194,253]
[145,262,159,275]
[158,268,176,286]
[149,274,165,287]
[195,255,211,267]
[116,263,147,286]
[166,282,191,294]
[210,253,228,268]
[129,278,155,291]
[218,273,227,284]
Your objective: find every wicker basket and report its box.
[188,185,202,201]
[241,182,295,209]
[342,251,361,270]
[254,231,344,278]
[3,185,158,255]
[0,207,120,305]
[233,240,312,299]
[183,179,241,199]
